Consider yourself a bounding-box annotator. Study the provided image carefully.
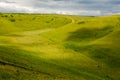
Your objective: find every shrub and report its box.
[4,15,8,17]
[10,19,16,22]
[32,17,36,20]
[77,21,85,24]
[10,15,14,17]
[1,15,4,17]
[1,15,8,17]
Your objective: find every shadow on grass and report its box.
[63,25,120,67]
[0,45,53,76]
[64,42,120,68]
[66,26,113,42]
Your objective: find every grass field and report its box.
[0,13,120,80]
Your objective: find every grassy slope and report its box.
[0,13,120,80]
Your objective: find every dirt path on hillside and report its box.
[20,29,53,36]
[11,16,75,36]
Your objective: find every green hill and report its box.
[0,13,120,80]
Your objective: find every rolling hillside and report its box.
[0,13,120,80]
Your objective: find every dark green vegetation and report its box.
[0,13,120,80]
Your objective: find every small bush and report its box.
[1,15,4,17]
[10,15,14,17]
[4,15,8,17]
[51,18,54,21]
[1,15,8,17]
[46,21,50,23]
[10,19,16,22]
[32,17,36,20]
[77,21,85,24]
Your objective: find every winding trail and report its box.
[20,29,53,36]
[12,16,76,36]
